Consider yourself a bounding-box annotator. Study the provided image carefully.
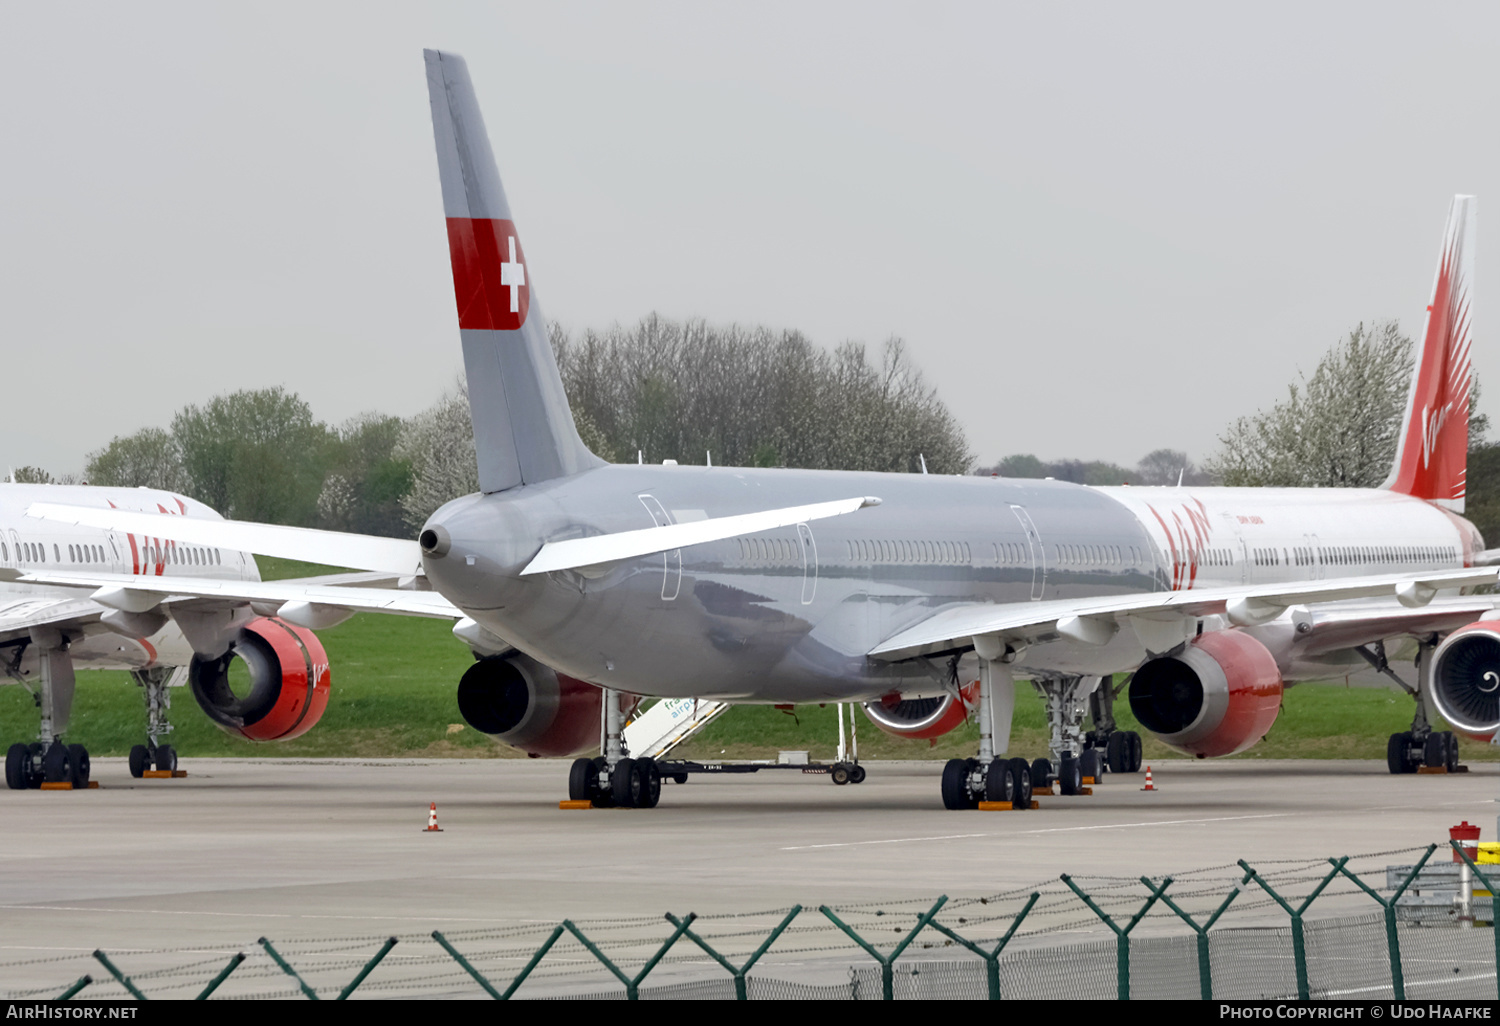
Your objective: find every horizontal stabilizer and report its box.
[26,503,423,576]
[521,496,881,576]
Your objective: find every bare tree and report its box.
[396,379,478,529]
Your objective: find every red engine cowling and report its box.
[1128,630,1282,757]
[188,616,331,742]
[1430,621,1500,742]
[456,653,603,757]
[863,682,979,740]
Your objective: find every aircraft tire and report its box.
[128,745,149,779]
[1444,732,1460,772]
[849,764,866,784]
[42,744,68,784]
[1030,758,1052,789]
[1105,733,1127,772]
[1079,749,1103,781]
[1058,754,1081,796]
[1007,757,1032,810]
[567,757,593,801]
[941,759,972,810]
[5,743,28,790]
[611,757,638,808]
[1127,732,1144,772]
[983,760,1013,803]
[1386,732,1410,774]
[67,745,89,788]
[155,745,177,773]
[635,758,661,808]
[1423,733,1447,769]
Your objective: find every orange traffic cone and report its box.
[1141,766,1156,792]
[424,802,444,832]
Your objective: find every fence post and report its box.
[258,937,319,1000]
[435,923,566,999]
[195,953,245,1000]
[667,905,803,999]
[90,950,147,1001]
[1061,874,1171,1000]
[55,975,91,1001]
[820,896,948,999]
[1151,870,1252,1000]
[1332,844,1436,1000]
[1238,858,1346,1000]
[337,937,398,1000]
[927,891,1041,999]
[1449,840,1500,1000]
[561,913,696,999]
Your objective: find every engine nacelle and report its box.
[189,617,331,742]
[1430,621,1500,741]
[1128,630,1282,757]
[457,653,603,758]
[863,682,979,740]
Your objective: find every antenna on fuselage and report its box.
[707,451,712,467]
[919,454,928,475]
[1176,468,1184,487]
[637,450,643,465]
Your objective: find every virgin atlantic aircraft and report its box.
[26,50,1498,812]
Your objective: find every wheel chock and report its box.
[977,800,1041,811]
[1079,786,1093,796]
[39,781,96,790]
[142,770,187,779]
[1082,776,1098,785]
[1033,786,1055,796]
[1416,765,1469,774]
[558,800,594,810]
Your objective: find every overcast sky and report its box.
[2,3,1496,477]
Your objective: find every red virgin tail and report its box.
[1383,196,1477,512]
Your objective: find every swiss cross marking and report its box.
[501,236,526,313]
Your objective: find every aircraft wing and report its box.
[25,502,422,576]
[868,566,1500,661]
[14,570,461,620]
[0,595,106,644]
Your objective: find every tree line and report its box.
[34,316,974,537]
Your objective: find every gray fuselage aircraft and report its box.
[25,50,1500,812]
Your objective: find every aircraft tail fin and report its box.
[424,49,605,493]
[1383,195,1477,512]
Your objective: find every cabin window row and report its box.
[738,536,801,565]
[1051,543,1141,568]
[844,538,972,566]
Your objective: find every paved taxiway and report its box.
[2,758,1494,959]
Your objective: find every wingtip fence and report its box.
[9,843,1496,1001]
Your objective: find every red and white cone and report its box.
[1141,766,1156,792]
[424,802,444,832]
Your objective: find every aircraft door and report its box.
[1008,505,1046,601]
[797,523,817,605]
[636,495,681,601]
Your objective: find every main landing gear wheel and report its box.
[155,745,178,773]
[1030,758,1052,791]
[1387,732,1411,774]
[1079,749,1103,782]
[634,758,662,809]
[1058,753,1082,796]
[5,743,29,791]
[1006,757,1032,810]
[67,745,89,788]
[42,745,68,785]
[568,757,594,801]
[941,758,977,810]
[611,757,638,807]
[128,745,150,779]
[1446,732,1460,772]
[984,761,1014,804]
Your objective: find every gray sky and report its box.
[3,2,1497,476]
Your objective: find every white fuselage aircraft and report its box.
[22,50,1497,814]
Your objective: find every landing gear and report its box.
[941,641,1031,810]
[1104,729,1143,774]
[3,631,89,790]
[126,668,182,779]
[1084,674,1142,773]
[1363,639,1463,776]
[1057,753,1082,796]
[568,690,665,808]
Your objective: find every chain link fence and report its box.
[6,842,1495,1000]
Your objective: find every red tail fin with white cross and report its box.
[1383,196,1477,512]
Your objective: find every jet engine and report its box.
[1430,622,1500,741]
[457,653,603,757]
[1128,630,1282,757]
[189,617,331,742]
[863,682,979,740]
